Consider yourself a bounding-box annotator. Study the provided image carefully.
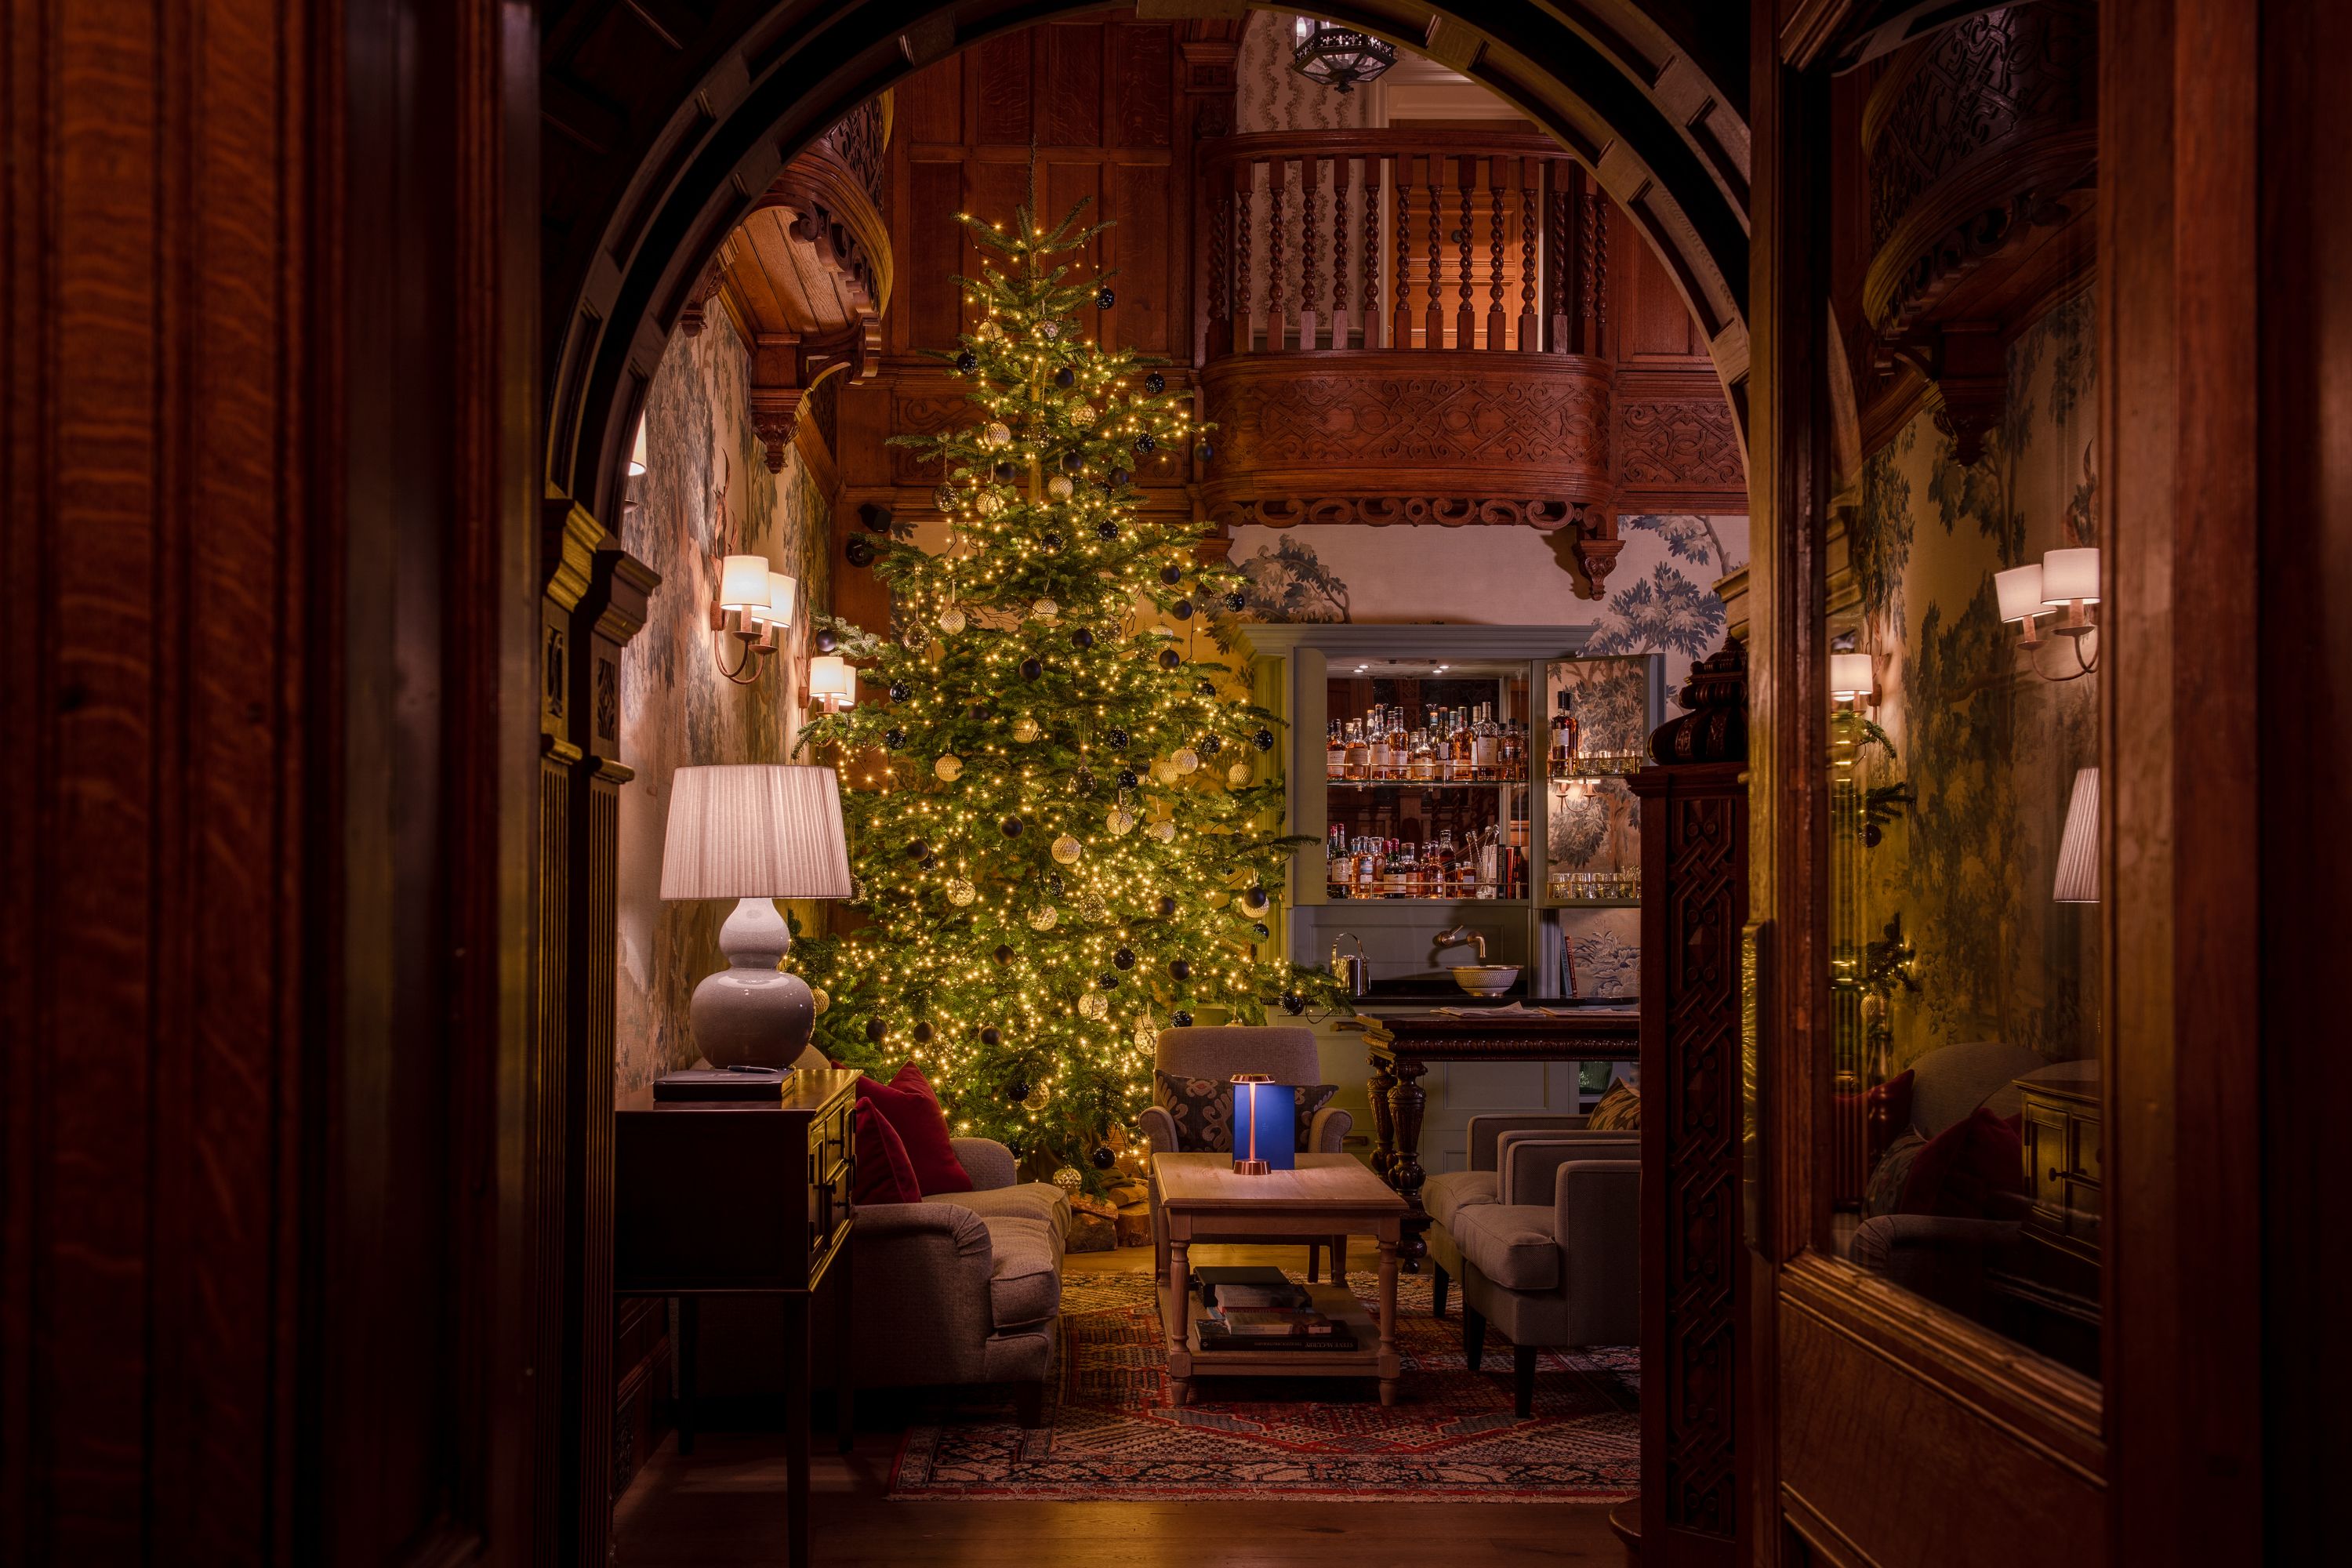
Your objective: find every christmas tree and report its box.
[793,195,1334,1183]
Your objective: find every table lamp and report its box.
[660,764,852,1069]
[1230,1075,1297,1175]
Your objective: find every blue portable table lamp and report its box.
[1230,1074,1296,1175]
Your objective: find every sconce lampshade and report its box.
[2053,767,2099,903]
[1994,563,2046,624]
[628,418,649,477]
[719,554,774,613]
[752,571,798,629]
[807,654,855,707]
[1829,652,1875,702]
[2041,547,2101,605]
[1229,1076,1297,1175]
[660,764,851,902]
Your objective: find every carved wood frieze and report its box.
[1616,394,1748,505]
[1200,350,1624,583]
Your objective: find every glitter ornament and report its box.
[1152,760,1179,785]
[1051,834,1082,864]
[934,484,958,510]
[1071,403,1098,427]
[1116,769,1138,789]
[938,605,967,634]
[1014,717,1040,742]
[983,421,1012,448]
[1106,805,1137,837]
[1144,371,1166,394]
[946,877,976,906]
[1029,904,1058,931]
[1096,520,1120,541]
[1037,320,1060,340]
[1227,762,1253,787]
[1173,748,1200,774]
[1041,530,1063,553]
[884,728,906,750]
[1198,734,1221,755]
[1149,818,1177,844]
[1080,992,1109,1022]
[1052,1166,1083,1195]
[976,491,1003,516]
[955,350,978,372]
[935,754,964,782]
[888,681,910,702]
[1095,286,1116,309]
[1227,591,1248,613]
[1133,1015,1157,1050]
[976,319,1002,341]
[1171,1009,1194,1028]
[1132,432,1156,454]
[1107,728,1130,748]
[1253,728,1276,751]
[1027,1081,1056,1111]
[1047,475,1073,500]
[811,986,829,1014]
[1077,893,1109,923]
[1030,597,1058,621]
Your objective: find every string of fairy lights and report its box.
[789,198,1340,1182]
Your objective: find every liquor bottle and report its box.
[1385,708,1408,781]
[1448,711,1475,781]
[1355,837,1378,897]
[1433,829,1458,896]
[1344,720,1369,780]
[1410,727,1437,781]
[1327,720,1346,780]
[1455,829,1481,898]
[1557,691,1580,768]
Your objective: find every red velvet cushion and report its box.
[1897,1106,2030,1218]
[855,1061,972,1195]
[1830,1069,1915,1206]
[851,1098,921,1206]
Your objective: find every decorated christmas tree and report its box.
[793,195,1334,1184]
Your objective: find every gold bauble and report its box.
[975,319,1002,341]
[1172,747,1200,774]
[976,491,1003,516]
[1047,476,1073,500]
[1227,761,1253,787]
[983,421,1012,448]
[1027,1080,1058,1112]
[1051,834,1083,865]
[1080,992,1109,1021]
[1106,806,1137,837]
[1029,904,1059,931]
[938,605,967,635]
[935,754,964,782]
[1148,819,1177,844]
[1071,402,1098,427]
[1013,716,1040,742]
[811,986,830,1015]
[1152,759,1180,786]
[945,877,976,906]
[1029,596,1059,621]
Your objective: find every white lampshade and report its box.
[751,571,798,629]
[1829,652,1874,702]
[1994,563,2046,623]
[2041,547,2101,605]
[659,764,851,902]
[2053,766,2099,903]
[719,554,774,612]
[628,417,648,477]
[807,654,855,707]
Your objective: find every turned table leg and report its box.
[1385,1057,1432,1272]
[1367,1062,1398,1182]
[1166,1236,1192,1406]
[1377,1230,1401,1407]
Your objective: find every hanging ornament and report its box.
[1107,727,1130,749]
[864,1018,887,1044]
[993,459,1018,482]
[1168,958,1192,982]
[1054,366,1075,390]
[1198,734,1222,756]
[1196,677,1219,696]
[1052,1166,1083,1195]
[1077,892,1109,923]
[938,605,967,635]
[1047,475,1073,500]
[888,681,910,702]
[1006,1079,1031,1104]
[844,535,877,567]
[1152,759,1180,786]
[1172,748,1200,774]
[1253,921,1271,938]
[1096,519,1120,542]
[1253,728,1276,751]
[976,319,1002,341]
[968,702,993,721]
[1090,1143,1116,1169]
[1157,895,1179,917]
[935,754,964,782]
[945,877,976,906]
[1144,371,1167,394]
[1020,658,1044,681]
[1133,1014,1158,1049]
[906,839,931,861]
[1000,815,1025,837]
[1071,767,1094,793]
[1070,626,1094,650]
[1029,904,1058,931]
[993,944,1014,965]
[1281,992,1305,1015]
[1061,450,1083,474]
[1171,598,1194,621]
[1171,1010,1195,1029]
[913,1022,934,1044]
[1158,648,1182,670]
[1160,564,1184,586]
[1041,529,1064,553]
[955,350,978,373]
[1047,871,1064,897]
[1037,319,1060,341]
[1194,441,1214,466]
[811,986,829,1014]
[1080,991,1109,1022]
[1227,591,1248,613]
[981,1025,1002,1046]
[1106,804,1137,837]
[1051,834,1083,865]
[934,483,959,510]
[983,421,1012,448]
[1132,432,1156,454]
[1116,769,1139,789]
[1113,947,1136,969]
[1026,1080,1056,1111]
[1149,818,1177,844]
[1226,761,1253,787]
[976,491,1003,516]
[1107,466,1131,488]
[1030,597,1059,621]
[1095,286,1116,309]
[1013,716,1040,742]
[1241,885,1269,913]
[884,728,906,750]
[813,630,838,654]
[1071,402,1098,427]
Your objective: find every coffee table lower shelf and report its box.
[1158,1280,1400,1406]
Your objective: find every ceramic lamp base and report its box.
[689,896,815,1069]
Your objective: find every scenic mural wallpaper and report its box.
[1848,289,2101,1071]
[614,312,833,1096]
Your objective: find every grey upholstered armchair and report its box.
[1138,1026,1354,1279]
[1423,1113,1639,1416]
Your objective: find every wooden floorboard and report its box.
[612,1241,1628,1566]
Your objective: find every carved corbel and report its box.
[1889,322,2004,467]
[677,255,726,338]
[747,321,872,473]
[1572,504,1624,592]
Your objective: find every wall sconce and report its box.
[1994,547,2100,681]
[1829,652,1877,708]
[628,417,648,478]
[710,556,796,685]
[2053,767,2099,903]
[806,654,855,712]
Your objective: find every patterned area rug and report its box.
[890,1268,1639,1501]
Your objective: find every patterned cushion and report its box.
[1152,1072,1339,1152]
[1863,1130,1929,1218]
[1585,1080,1641,1132]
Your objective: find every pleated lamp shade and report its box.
[660,764,852,901]
[2053,767,2099,904]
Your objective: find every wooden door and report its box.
[1740,2,2274,1566]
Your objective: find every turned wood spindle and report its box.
[1234,162,1254,351]
[1581,189,1601,353]
[1268,160,1286,350]
[1486,155,1508,349]
[1362,154,1381,347]
[1455,155,1476,349]
[1424,154,1444,347]
[1547,165,1572,353]
[1300,157,1320,350]
[1208,186,1232,358]
[1330,157,1351,348]
[1390,154,1412,349]
[1518,157,1538,350]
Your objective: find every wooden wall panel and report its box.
[1037,25,1105,147]
[900,65,961,144]
[904,160,967,353]
[1112,24,1175,148]
[1109,163,1174,354]
[974,32,1033,145]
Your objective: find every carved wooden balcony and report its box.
[1198,130,1628,587]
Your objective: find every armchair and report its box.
[1138,1027,1354,1278]
[1425,1120,1639,1416]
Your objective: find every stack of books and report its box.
[1193,1267,1357,1352]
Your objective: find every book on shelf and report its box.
[1209,1308,1339,1337]
[1193,1266,1308,1311]
[1196,1318,1357,1352]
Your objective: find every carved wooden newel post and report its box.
[1626,642,1749,1565]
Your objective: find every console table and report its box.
[1344,1006,1639,1269]
[613,1067,859,1568]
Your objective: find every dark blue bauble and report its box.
[1227,591,1248,613]
[1117,769,1138,789]
[1132,432,1156,454]
[1158,648,1181,670]
[1172,1010,1194,1028]
[1006,1079,1029,1102]
[1107,727,1130,748]
[1157,895,1178,916]
[1160,564,1184,585]
[1108,466,1131,488]
[1253,922,1270,938]
[1041,531,1063,553]
[1171,598,1194,621]
[884,728,906,750]
[1144,371,1166,394]
[1096,286,1116,308]
[1198,734,1221,754]
[982,1026,1002,1047]
[1096,519,1120,541]
[1001,815,1025,837]
[1113,948,1135,969]
[1280,992,1305,1015]
[994,459,1017,481]
[993,945,1014,965]
[1054,367,1075,389]
[1091,1145,1116,1170]
[1020,658,1044,680]
[889,681,910,702]
[1194,442,1214,465]
[1047,873,1063,896]
[955,350,978,372]
[1098,973,1119,990]
[1061,450,1083,474]
[1071,627,1094,649]
[865,1018,886,1042]
[907,840,931,860]
[1253,728,1276,751]
[1168,958,1191,981]
[1196,678,1218,696]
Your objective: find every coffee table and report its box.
[1152,1152,1410,1406]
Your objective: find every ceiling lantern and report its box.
[1289,17,1396,94]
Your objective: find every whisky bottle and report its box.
[1327,720,1346,780]
[1558,692,1579,768]
[1448,711,1475,780]
[1410,727,1437,781]
[1345,720,1370,780]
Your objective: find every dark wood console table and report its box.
[613,1067,860,1568]
[1343,1005,1639,1269]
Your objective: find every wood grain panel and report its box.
[1111,22,1174,148]
[1036,24,1104,147]
[899,61,961,144]
[1109,163,1173,354]
[905,160,968,353]
[973,31,1033,145]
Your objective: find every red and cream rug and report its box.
[889,1269,1639,1501]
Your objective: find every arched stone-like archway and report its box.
[541,0,1752,533]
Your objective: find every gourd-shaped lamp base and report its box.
[689,896,815,1069]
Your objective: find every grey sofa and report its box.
[1139,1026,1354,1279]
[1421,1113,1639,1416]
[797,1051,1073,1427]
